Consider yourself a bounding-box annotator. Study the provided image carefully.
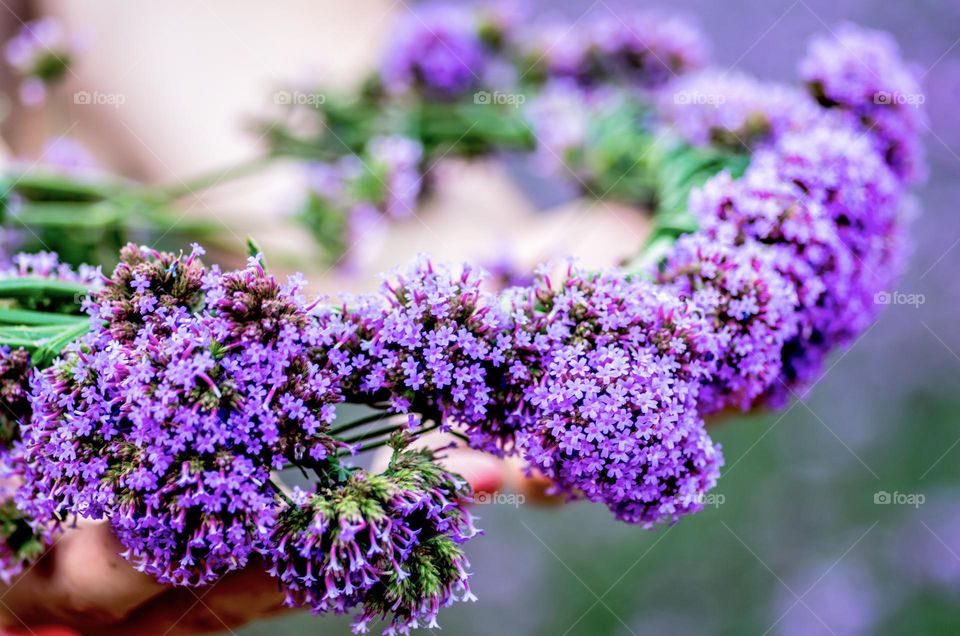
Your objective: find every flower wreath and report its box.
[0,6,926,636]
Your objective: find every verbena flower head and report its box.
[690,121,905,402]
[799,22,927,183]
[505,266,723,526]
[4,18,75,106]
[355,136,424,221]
[327,258,520,453]
[380,6,487,99]
[661,69,819,150]
[656,234,800,413]
[523,12,706,89]
[18,245,347,584]
[770,123,904,293]
[525,80,596,178]
[586,12,708,88]
[3,250,101,286]
[268,443,477,635]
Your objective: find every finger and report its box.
[45,520,166,625]
[502,456,565,506]
[440,448,505,495]
[93,558,287,636]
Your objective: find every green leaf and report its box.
[0,308,88,326]
[0,278,91,302]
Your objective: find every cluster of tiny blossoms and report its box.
[319,259,522,453]
[503,267,723,526]
[13,245,481,633]
[660,69,820,151]
[799,22,927,183]
[18,244,345,584]
[656,235,800,413]
[4,18,76,107]
[269,444,477,635]
[522,12,707,89]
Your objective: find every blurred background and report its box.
[2,0,959,634]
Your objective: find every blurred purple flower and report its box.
[661,69,819,150]
[381,6,487,98]
[799,22,927,183]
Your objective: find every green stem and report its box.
[30,320,90,367]
[342,421,442,456]
[338,421,409,445]
[0,278,92,303]
[327,411,394,437]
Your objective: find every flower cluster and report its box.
[2,250,101,287]
[301,136,424,265]
[799,22,927,183]
[688,118,906,402]
[523,12,707,89]
[18,245,347,584]
[4,18,76,106]
[661,69,819,150]
[504,267,723,526]
[323,259,521,453]
[269,444,477,635]
[656,235,800,413]
[381,6,489,99]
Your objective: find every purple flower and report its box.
[656,234,800,413]
[2,250,101,286]
[364,136,424,220]
[381,6,487,98]
[36,137,100,175]
[5,18,75,107]
[326,258,520,453]
[268,445,478,635]
[504,266,723,526]
[799,22,927,183]
[660,69,820,150]
[690,121,907,402]
[17,245,348,584]
[524,12,707,89]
